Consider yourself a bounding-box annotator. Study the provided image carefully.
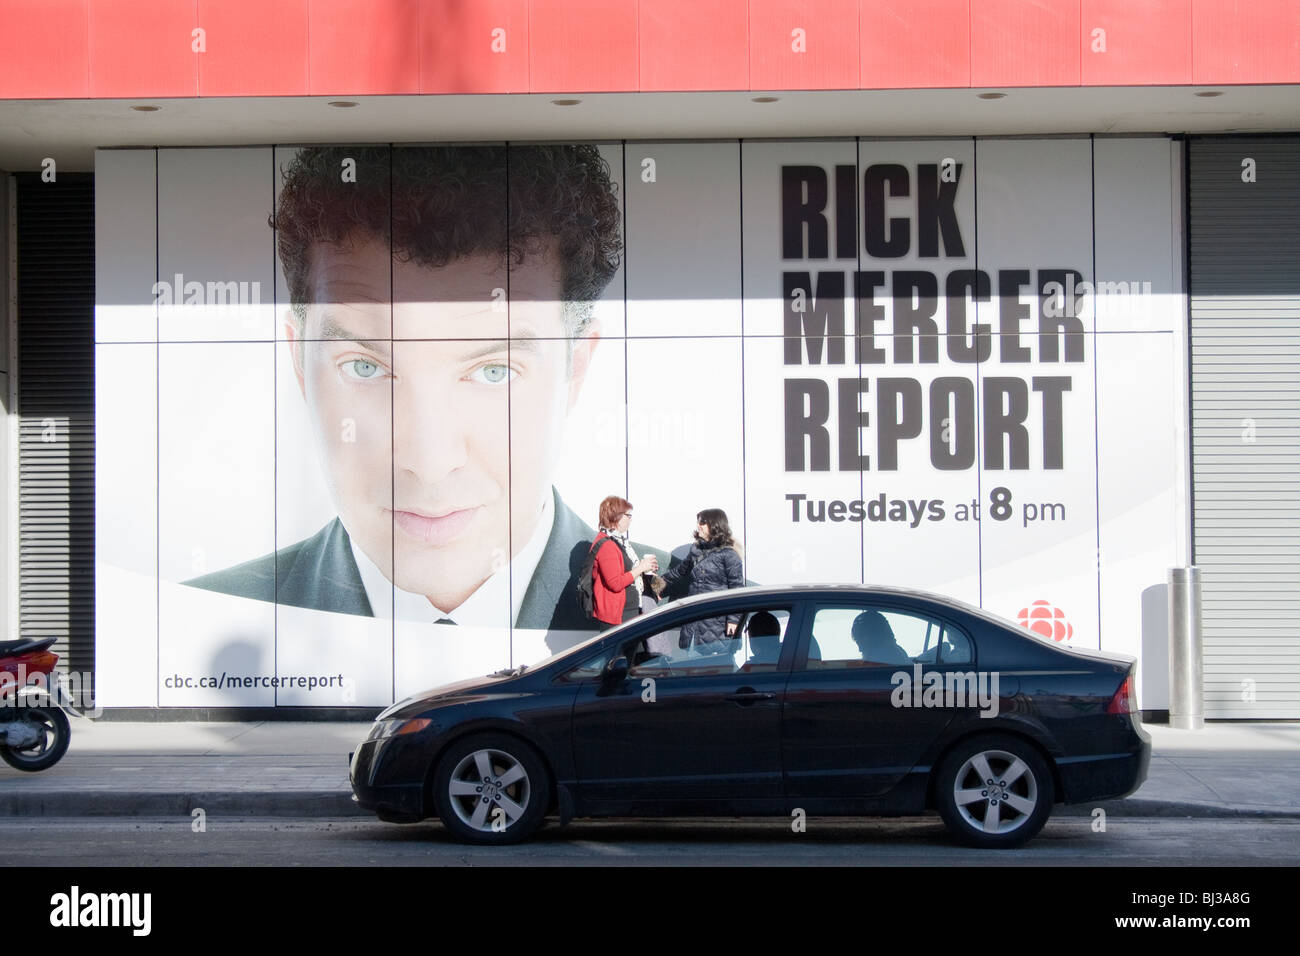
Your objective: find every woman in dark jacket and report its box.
[657,508,744,653]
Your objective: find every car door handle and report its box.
[727,689,776,705]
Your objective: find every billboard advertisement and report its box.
[94,137,1183,708]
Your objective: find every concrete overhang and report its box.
[3,84,1299,171]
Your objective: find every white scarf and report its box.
[600,527,644,596]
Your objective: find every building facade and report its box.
[1,1,1297,718]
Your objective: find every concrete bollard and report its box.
[1168,566,1204,730]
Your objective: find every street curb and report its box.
[1056,798,1300,819]
[3,791,1299,819]
[0,791,366,818]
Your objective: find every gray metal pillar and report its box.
[1168,566,1204,730]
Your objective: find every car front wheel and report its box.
[430,734,550,845]
[936,735,1054,849]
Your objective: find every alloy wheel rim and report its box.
[447,748,531,833]
[952,749,1038,835]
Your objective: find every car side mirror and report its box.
[603,655,630,684]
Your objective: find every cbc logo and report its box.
[1017,600,1074,642]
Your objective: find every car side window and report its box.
[556,647,615,682]
[937,625,973,664]
[625,608,793,679]
[804,606,958,669]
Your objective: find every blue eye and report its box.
[344,359,381,380]
[474,364,514,385]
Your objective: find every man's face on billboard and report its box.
[286,234,595,613]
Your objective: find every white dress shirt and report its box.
[347,494,555,627]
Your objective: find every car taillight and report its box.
[1107,673,1135,715]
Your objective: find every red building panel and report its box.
[970,0,1081,88]
[639,0,748,92]
[750,0,859,91]
[197,0,309,97]
[860,0,970,89]
[307,0,421,96]
[528,0,638,93]
[1193,0,1300,85]
[1081,0,1191,87]
[0,0,89,99]
[88,0,199,98]
[7,0,1300,100]
[421,0,529,94]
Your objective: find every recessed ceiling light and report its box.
[327,101,359,108]
[751,96,780,103]
[551,98,582,106]
[976,92,1007,100]
[1194,90,1224,98]
[130,105,160,112]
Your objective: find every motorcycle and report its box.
[0,636,71,771]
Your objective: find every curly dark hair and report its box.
[271,144,623,335]
[695,508,738,550]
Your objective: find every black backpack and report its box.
[575,534,614,621]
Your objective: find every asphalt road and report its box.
[2,815,1297,866]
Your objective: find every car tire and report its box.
[430,733,550,845]
[0,704,71,772]
[935,734,1054,849]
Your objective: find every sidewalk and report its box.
[1,719,1298,819]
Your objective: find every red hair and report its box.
[598,496,632,529]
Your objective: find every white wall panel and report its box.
[158,148,275,342]
[94,343,157,706]
[1095,331,1180,709]
[626,335,745,564]
[626,141,741,338]
[1094,137,1181,334]
[976,139,1099,646]
[95,149,156,344]
[157,342,275,705]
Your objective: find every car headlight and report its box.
[366,717,431,741]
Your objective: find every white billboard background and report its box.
[157,341,275,707]
[94,139,1182,709]
[856,140,980,603]
[975,138,1099,650]
[1092,137,1183,693]
[624,140,746,559]
[626,335,746,563]
[742,139,864,585]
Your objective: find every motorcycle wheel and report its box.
[0,705,71,771]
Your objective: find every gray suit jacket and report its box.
[184,489,670,633]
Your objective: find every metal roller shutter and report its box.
[14,172,95,677]
[1188,137,1300,718]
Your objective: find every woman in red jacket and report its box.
[591,496,659,630]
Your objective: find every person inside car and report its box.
[741,611,783,670]
[851,610,911,665]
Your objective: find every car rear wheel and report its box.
[936,735,1053,849]
[431,734,550,845]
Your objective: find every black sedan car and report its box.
[350,584,1150,848]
